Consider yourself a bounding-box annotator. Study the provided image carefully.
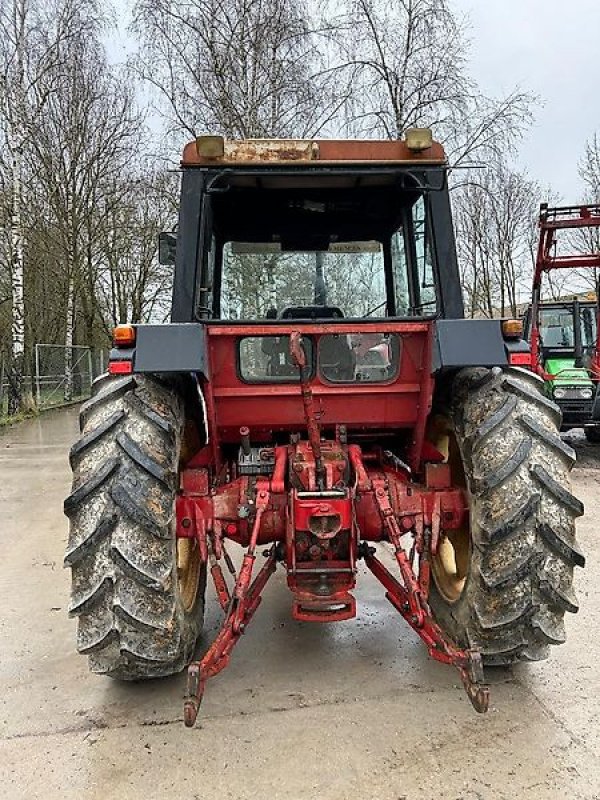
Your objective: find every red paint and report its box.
[180,467,209,495]
[176,320,489,725]
[425,462,452,489]
[509,352,532,366]
[206,323,428,441]
[181,137,447,168]
[108,360,133,375]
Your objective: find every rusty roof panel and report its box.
[181,138,446,167]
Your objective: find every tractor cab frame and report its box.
[169,140,465,325]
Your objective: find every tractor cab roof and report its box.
[181,132,447,169]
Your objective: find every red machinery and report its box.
[64,136,584,729]
[529,203,600,379]
[176,327,485,725]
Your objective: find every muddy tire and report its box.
[429,367,584,666]
[64,374,206,679]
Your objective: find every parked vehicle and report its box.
[525,204,600,441]
[64,135,584,726]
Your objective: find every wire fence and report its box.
[0,345,109,416]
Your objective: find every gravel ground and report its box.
[0,407,598,800]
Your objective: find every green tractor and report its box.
[525,204,600,442]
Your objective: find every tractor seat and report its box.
[280,305,344,319]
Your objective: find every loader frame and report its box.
[529,203,600,377]
[526,204,600,430]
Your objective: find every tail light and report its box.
[509,352,532,366]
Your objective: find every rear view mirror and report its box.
[159,232,177,265]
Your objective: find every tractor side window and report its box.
[522,307,531,339]
[391,226,410,315]
[580,306,597,349]
[239,336,313,382]
[391,198,438,316]
[413,196,437,314]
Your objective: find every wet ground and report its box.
[0,408,599,800]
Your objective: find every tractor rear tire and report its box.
[64,373,206,679]
[429,367,584,666]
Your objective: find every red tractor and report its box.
[64,133,584,726]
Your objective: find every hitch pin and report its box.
[240,426,251,456]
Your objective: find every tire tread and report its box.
[429,367,584,666]
[64,374,205,679]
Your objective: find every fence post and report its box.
[35,344,41,408]
[87,348,93,395]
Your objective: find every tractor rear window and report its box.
[318,333,400,383]
[221,241,387,319]
[239,336,313,382]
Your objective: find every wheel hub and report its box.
[427,415,471,604]
[177,538,202,613]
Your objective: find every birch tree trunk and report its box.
[7,0,27,415]
[8,144,25,414]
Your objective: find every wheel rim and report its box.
[428,415,471,604]
[177,538,202,613]
[176,435,204,614]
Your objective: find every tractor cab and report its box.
[158,135,477,459]
[524,299,597,425]
[168,134,464,326]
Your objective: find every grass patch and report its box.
[0,398,84,428]
[0,408,39,428]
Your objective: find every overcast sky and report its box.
[453,0,600,200]
[110,1,600,201]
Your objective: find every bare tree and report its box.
[568,133,600,294]
[454,160,539,317]
[325,0,534,164]
[30,11,141,398]
[133,0,333,140]
[0,0,84,412]
[0,0,204,410]
[94,168,179,329]
[0,0,30,412]
[580,133,600,199]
